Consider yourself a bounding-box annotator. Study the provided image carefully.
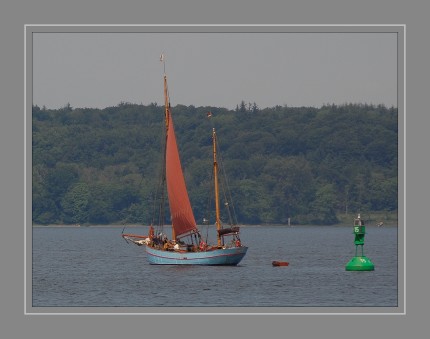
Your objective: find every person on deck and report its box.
[149,225,154,239]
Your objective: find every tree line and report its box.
[32,102,398,225]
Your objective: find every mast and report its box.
[162,57,176,241]
[213,128,222,247]
[161,53,169,131]
[163,75,169,130]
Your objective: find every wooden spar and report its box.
[163,73,175,241]
[162,54,169,133]
[213,128,222,247]
[122,233,148,239]
[163,75,169,129]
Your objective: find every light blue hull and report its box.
[145,246,248,265]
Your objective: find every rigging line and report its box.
[220,172,234,226]
[149,102,163,227]
[204,168,214,243]
[135,163,149,226]
[150,109,168,231]
[157,137,168,231]
[215,143,234,226]
[221,182,234,226]
[151,146,163,226]
[215,135,239,225]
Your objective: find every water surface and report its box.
[32,225,398,308]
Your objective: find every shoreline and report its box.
[32,222,399,228]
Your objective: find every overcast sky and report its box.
[32,32,398,110]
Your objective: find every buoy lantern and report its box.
[345,214,375,271]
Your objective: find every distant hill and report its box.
[32,102,398,225]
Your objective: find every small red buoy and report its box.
[272,261,289,267]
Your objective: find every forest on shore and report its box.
[32,102,398,226]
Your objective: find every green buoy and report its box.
[345,214,374,271]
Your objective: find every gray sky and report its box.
[33,32,398,110]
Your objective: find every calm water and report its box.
[32,225,398,308]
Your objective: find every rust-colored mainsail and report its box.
[165,93,197,238]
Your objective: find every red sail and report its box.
[165,109,198,237]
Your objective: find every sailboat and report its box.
[122,57,247,265]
